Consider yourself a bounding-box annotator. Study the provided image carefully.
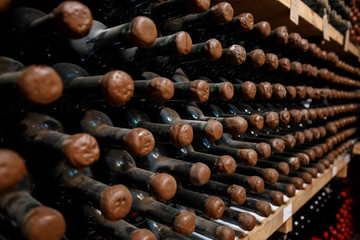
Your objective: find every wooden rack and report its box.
[239,153,351,240]
[212,0,360,62]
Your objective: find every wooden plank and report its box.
[336,164,348,178]
[239,154,349,240]
[352,142,360,154]
[277,217,293,233]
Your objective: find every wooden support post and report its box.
[277,217,293,234]
[336,165,348,178]
[353,142,360,155]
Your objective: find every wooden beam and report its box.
[277,217,293,233]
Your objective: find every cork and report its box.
[224,116,248,135]
[218,82,234,101]
[147,77,174,102]
[300,109,310,122]
[257,82,273,99]
[247,176,264,193]
[285,184,296,197]
[189,80,210,103]
[123,128,155,157]
[256,201,271,217]
[291,177,304,189]
[269,138,285,153]
[299,38,309,52]
[272,83,286,99]
[304,149,316,161]
[228,185,246,205]
[204,196,225,219]
[209,2,234,25]
[149,173,177,201]
[285,86,297,99]
[248,49,265,68]
[131,229,156,240]
[269,191,284,206]
[265,53,279,71]
[204,120,223,140]
[278,162,290,175]
[173,210,196,235]
[255,142,271,159]
[295,86,307,99]
[249,114,264,130]
[262,168,279,183]
[0,149,26,194]
[264,111,279,128]
[188,0,211,13]
[237,149,258,166]
[302,64,312,77]
[288,157,300,170]
[308,109,317,120]
[238,212,256,231]
[128,16,157,48]
[294,132,305,145]
[290,61,302,76]
[289,109,302,123]
[282,134,296,149]
[273,26,288,44]
[254,21,271,39]
[314,163,325,173]
[224,44,246,65]
[306,168,318,178]
[287,32,302,48]
[189,163,211,186]
[233,13,254,32]
[101,70,134,106]
[174,31,193,55]
[215,155,236,175]
[100,184,133,220]
[214,226,236,240]
[278,58,290,72]
[296,153,310,165]
[279,110,290,125]
[168,123,194,148]
[309,128,320,139]
[204,39,223,61]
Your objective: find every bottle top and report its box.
[173,210,196,235]
[272,83,286,99]
[300,109,310,121]
[249,114,264,131]
[282,134,296,149]
[149,173,177,201]
[214,226,236,240]
[269,191,284,206]
[209,2,234,25]
[257,82,272,99]
[265,53,278,71]
[296,153,309,165]
[204,120,223,140]
[288,157,300,170]
[311,66,319,77]
[304,149,316,161]
[227,184,246,205]
[224,44,246,65]
[287,32,302,48]
[123,128,155,157]
[290,61,302,75]
[279,110,290,125]
[299,38,309,52]
[22,206,66,240]
[128,16,157,48]
[237,149,258,166]
[256,200,271,217]
[247,176,264,193]
[146,77,175,102]
[131,229,156,240]
[310,128,321,139]
[189,80,209,102]
[233,13,254,32]
[204,196,225,219]
[63,133,100,169]
[100,184,133,220]
[269,138,285,153]
[308,108,317,120]
[273,26,288,44]
[248,49,265,68]
[174,31,193,55]
[301,64,312,77]
[204,39,223,61]
[168,123,193,148]
[263,168,279,183]
[239,81,256,100]
[254,21,271,39]
[315,162,325,173]
[16,65,63,105]
[188,0,211,13]
[303,130,314,143]
[255,142,271,159]
[289,109,302,123]
[224,116,248,135]
[215,155,236,175]
[278,162,289,175]
[101,70,134,106]
[52,1,93,39]
[320,50,328,61]
[190,162,211,185]
[264,112,279,128]
[294,132,305,145]
[238,212,256,231]
[278,58,290,72]
[301,172,312,184]
[218,82,234,101]
[0,149,26,194]
[285,184,296,197]
[290,177,304,189]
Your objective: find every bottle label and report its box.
[332,166,337,177]
[344,29,350,52]
[290,0,300,25]
[283,203,292,223]
[323,12,330,41]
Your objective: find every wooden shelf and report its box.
[212,0,359,63]
[239,153,351,240]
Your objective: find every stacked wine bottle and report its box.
[0,0,359,239]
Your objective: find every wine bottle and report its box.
[97,148,177,201]
[136,145,211,186]
[277,175,304,189]
[0,64,63,105]
[237,135,285,154]
[256,159,290,175]
[231,198,272,217]
[213,173,265,194]
[80,110,155,157]
[265,155,301,170]
[145,219,191,240]
[247,189,284,206]
[288,170,313,184]
[266,182,296,197]
[235,165,279,184]
[0,149,26,194]
[192,214,236,240]
[18,112,100,169]
[221,207,257,231]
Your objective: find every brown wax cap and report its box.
[123,128,155,157]
[224,116,248,135]
[53,1,93,39]
[327,52,339,63]
[294,132,305,145]
[326,122,338,135]
[149,173,177,201]
[289,109,302,124]
[306,168,318,178]
[291,177,304,189]
[147,77,174,102]
[188,0,211,13]
[101,70,134,106]
[214,226,236,240]
[100,184,132,220]
[301,172,312,184]
[300,109,310,122]
[240,81,256,100]
[225,44,246,65]
[278,58,290,72]
[306,86,315,99]
[320,50,328,61]
[210,2,234,25]
[168,123,193,148]
[131,229,156,240]
[270,191,284,206]
[279,110,290,125]
[254,21,271,39]
[308,43,317,56]
[296,86,307,99]
[237,149,258,166]
[296,153,310,165]
[173,210,196,235]
[0,0,11,16]
[238,213,256,231]
[285,184,296,197]
[257,82,273,99]
[189,80,209,102]
[204,39,223,61]
[282,134,296,149]
[269,138,285,153]
[287,32,302,48]
[288,157,300,170]
[319,159,330,168]
[314,163,325,173]
[227,185,246,205]
[265,111,279,128]
[0,149,26,194]
[304,149,316,161]
[278,162,290,175]
[308,108,317,120]
[265,53,279,71]
[249,114,264,131]
[310,127,321,139]
[255,142,271,159]
[247,176,264,193]
[302,64,312,77]
[128,16,157,48]
[174,31,193,55]
[290,61,302,75]
[204,120,223,140]
[274,26,288,44]
[311,66,319,78]
[248,49,265,68]
[234,13,254,32]
[190,162,211,185]
[312,146,323,158]
[262,168,279,183]
[318,68,331,81]
[218,82,234,101]
[215,155,236,175]
[299,38,309,52]
[272,83,286,99]
[204,196,225,219]
[16,65,63,105]
[22,206,66,240]
[256,201,271,217]
[285,86,297,99]
[63,133,100,169]
[326,139,334,150]
[315,108,324,119]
